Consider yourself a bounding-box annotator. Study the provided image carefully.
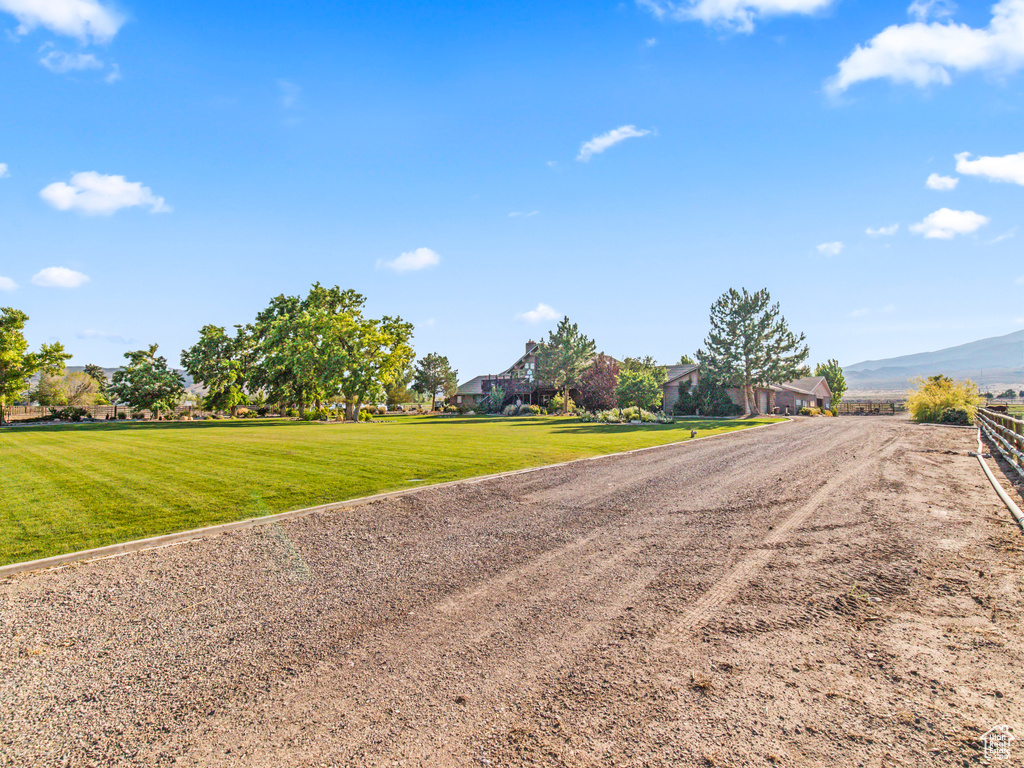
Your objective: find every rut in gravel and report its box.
[2,417,1023,768]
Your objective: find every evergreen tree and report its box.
[535,316,596,414]
[697,287,809,416]
[412,353,458,411]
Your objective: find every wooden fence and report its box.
[977,407,1024,481]
[836,401,906,416]
[2,404,202,422]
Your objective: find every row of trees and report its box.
[530,288,846,417]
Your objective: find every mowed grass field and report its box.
[0,415,781,566]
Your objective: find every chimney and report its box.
[527,340,536,354]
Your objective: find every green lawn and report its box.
[0,415,780,566]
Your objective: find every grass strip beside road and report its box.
[0,415,781,566]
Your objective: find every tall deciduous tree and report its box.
[814,359,847,408]
[260,284,414,420]
[110,344,186,419]
[412,352,458,411]
[535,316,596,414]
[0,308,70,425]
[181,324,252,415]
[698,287,809,416]
[34,371,103,406]
[677,354,696,365]
[577,353,619,411]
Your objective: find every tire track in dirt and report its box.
[660,432,900,639]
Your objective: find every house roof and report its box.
[455,375,487,396]
[782,376,831,397]
[664,363,698,385]
[499,342,541,376]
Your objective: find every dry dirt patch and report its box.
[1,418,1022,767]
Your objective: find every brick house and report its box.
[661,367,831,416]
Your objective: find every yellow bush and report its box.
[907,375,981,424]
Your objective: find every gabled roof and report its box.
[782,376,831,397]
[664,363,699,385]
[500,342,541,375]
[455,375,487,396]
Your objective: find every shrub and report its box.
[527,404,542,415]
[235,407,251,417]
[798,406,820,416]
[49,406,88,422]
[358,408,373,422]
[939,407,971,425]
[377,405,387,415]
[116,412,127,420]
[907,375,981,424]
[502,404,518,416]
[256,406,269,417]
[550,393,575,413]
[285,408,299,418]
[673,379,742,418]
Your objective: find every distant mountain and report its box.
[845,330,1024,396]
[38,366,204,395]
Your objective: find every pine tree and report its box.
[697,288,809,416]
[535,316,596,414]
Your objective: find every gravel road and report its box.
[2,417,1023,767]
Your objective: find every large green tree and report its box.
[181,324,253,415]
[34,371,103,406]
[110,344,186,419]
[697,287,809,416]
[0,308,70,425]
[260,284,414,420]
[535,316,596,414]
[412,352,458,411]
[814,359,847,408]
[615,356,668,410]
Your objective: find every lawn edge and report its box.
[1,417,790,579]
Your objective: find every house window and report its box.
[456,396,462,403]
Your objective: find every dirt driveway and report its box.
[2,418,1023,767]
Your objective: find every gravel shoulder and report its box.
[2,417,1022,767]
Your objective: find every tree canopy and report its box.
[181,324,252,415]
[814,359,847,407]
[577,353,619,411]
[110,344,186,418]
[697,287,809,416]
[535,316,596,414]
[412,352,458,411]
[0,308,70,425]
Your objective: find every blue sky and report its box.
[2,0,1023,382]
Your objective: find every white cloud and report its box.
[0,0,124,42]
[0,163,8,178]
[908,0,956,22]
[103,62,120,82]
[509,210,540,218]
[827,0,1024,95]
[40,172,170,215]
[866,223,899,236]
[577,125,651,162]
[816,241,843,256]
[1015,274,1024,284]
[0,276,17,291]
[39,48,102,73]
[848,307,870,318]
[636,0,834,33]
[926,172,959,190]
[77,329,128,343]
[849,303,896,318]
[955,150,1024,185]
[910,207,989,238]
[516,303,560,323]
[644,37,658,46]
[31,266,89,288]
[989,227,1017,243]
[377,247,441,273]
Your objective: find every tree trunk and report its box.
[741,383,752,417]
[431,393,436,412]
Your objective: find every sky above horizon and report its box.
[2,0,1024,381]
